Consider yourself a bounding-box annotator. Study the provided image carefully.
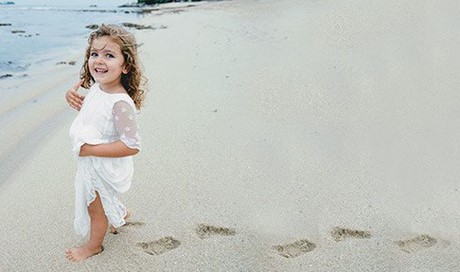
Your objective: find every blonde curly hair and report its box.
[80,24,146,110]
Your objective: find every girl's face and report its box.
[88,36,128,92]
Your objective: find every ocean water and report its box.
[0,2,143,76]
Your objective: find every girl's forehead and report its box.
[91,36,121,51]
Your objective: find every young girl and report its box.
[65,24,145,262]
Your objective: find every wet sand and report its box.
[1,0,459,271]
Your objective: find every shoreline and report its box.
[0,1,203,79]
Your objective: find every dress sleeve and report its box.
[112,100,141,150]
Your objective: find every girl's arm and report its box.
[79,141,138,157]
[80,100,141,158]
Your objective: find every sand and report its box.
[1,0,460,271]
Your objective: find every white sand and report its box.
[1,0,460,271]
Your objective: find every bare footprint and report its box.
[395,234,444,253]
[124,221,146,227]
[272,239,316,258]
[137,237,181,255]
[195,223,236,239]
[331,227,371,241]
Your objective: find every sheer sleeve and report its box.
[113,100,141,150]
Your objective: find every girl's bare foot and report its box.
[110,209,132,234]
[65,245,104,262]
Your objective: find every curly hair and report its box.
[80,24,146,110]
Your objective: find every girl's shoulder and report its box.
[111,94,136,113]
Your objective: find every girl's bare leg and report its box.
[109,209,132,234]
[65,192,107,262]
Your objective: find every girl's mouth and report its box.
[95,68,108,74]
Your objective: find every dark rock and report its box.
[119,2,144,8]
[0,74,13,79]
[122,22,153,30]
[56,61,76,65]
[81,9,116,13]
[85,24,99,30]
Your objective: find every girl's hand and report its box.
[66,80,85,111]
[79,144,92,157]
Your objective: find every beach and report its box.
[1,0,460,271]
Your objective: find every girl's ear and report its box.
[122,65,129,74]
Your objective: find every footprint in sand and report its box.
[331,227,371,241]
[137,236,181,255]
[395,234,449,253]
[111,221,145,234]
[195,223,236,239]
[272,239,316,258]
[124,221,146,227]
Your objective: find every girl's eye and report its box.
[106,54,115,58]
[90,52,98,57]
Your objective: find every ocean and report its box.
[0,2,144,77]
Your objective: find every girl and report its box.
[65,24,145,262]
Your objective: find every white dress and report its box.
[69,83,141,236]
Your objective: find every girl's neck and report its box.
[98,82,126,94]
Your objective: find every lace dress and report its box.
[69,83,141,236]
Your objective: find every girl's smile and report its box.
[94,68,108,74]
[88,36,128,93]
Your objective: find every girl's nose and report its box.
[95,56,104,64]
